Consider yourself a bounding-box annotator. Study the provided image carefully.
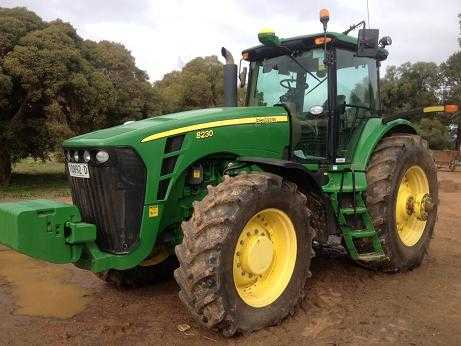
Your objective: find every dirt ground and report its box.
[0,171,460,345]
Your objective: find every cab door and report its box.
[335,49,379,162]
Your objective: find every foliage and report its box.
[154,56,224,114]
[417,117,453,150]
[441,51,461,105]
[380,62,441,114]
[381,55,461,150]
[0,7,229,186]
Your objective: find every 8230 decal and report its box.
[196,129,214,139]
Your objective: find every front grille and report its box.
[65,148,146,254]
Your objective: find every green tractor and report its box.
[0,10,441,336]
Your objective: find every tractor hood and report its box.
[63,106,288,148]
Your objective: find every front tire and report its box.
[174,173,313,336]
[365,134,438,272]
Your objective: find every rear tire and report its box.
[174,173,313,336]
[363,133,438,272]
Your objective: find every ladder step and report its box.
[356,253,386,262]
[341,207,367,215]
[346,230,376,238]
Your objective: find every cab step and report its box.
[341,206,367,215]
[356,253,387,262]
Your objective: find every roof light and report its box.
[319,9,330,31]
[320,9,330,22]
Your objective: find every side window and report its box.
[337,50,377,113]
[338,66,373,110]
[336,49,378,160]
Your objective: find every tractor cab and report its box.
[240,11,391,164]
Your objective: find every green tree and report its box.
[380,62,453,149]
[0,7,159,186]
[155,56,224,114]
[81,40,162,125]
[0,7,44,57]
[417,117,453,150]
[441,51,461,148]
[381,62,441,114]
[0,7,45,185]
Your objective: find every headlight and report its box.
[73,151,79,162]
[66,151,71,162]
[96,150,109,163]
[83,150,91,163]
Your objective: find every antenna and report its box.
[366,0,371,28]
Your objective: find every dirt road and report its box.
[0,171,460,345]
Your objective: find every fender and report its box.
[237,156,326,194]
[352,118,417,171]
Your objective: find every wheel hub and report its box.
[405,193,432,221]
[233,208,297,308]
[239,235,274,275]
[395,166,431,246]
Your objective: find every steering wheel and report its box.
[280,78,309,91]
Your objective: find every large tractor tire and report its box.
[364,133,438,272]
[175,173,313,336]
[95,256,178,287]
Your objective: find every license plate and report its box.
[68,163,90,179]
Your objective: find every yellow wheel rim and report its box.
[233,208,297,308]
[395,165,431,247]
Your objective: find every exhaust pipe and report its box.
[221,47,238,107]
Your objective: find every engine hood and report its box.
[63,106,288,148]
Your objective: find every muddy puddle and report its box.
[0,247,92,318]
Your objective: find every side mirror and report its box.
[239,66,247,88]
[357,29,379,58]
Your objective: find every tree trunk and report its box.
[0,92,31,187]
[0,146,11,187]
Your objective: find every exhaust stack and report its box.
[221,47,238,107]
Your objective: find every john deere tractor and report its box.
[0,10,444,336]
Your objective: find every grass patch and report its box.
[0,158,71,202]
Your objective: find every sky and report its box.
[3,0,461,81]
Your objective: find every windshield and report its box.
[248,49,328,115]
